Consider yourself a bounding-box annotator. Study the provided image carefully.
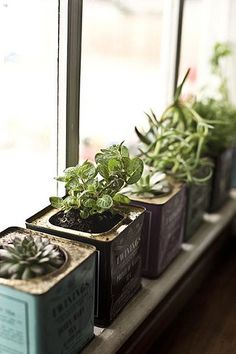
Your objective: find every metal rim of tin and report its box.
[46,205,144,239]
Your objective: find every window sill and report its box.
[81,191,236,354]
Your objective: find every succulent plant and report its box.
[135,70,213,184]
[127,168,172,197]
[0,235,64,280]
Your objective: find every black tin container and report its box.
[26,205,145,327]
[131,183,186,278]
[208,148,233,212]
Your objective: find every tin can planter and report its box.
[131,183,186,278]
[0,227,96,354]
[208,148,233,212]
[26,205,145,327]
[184,162,213,241]
[184,178,212,241]
[231,146,236,187]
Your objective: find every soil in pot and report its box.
[49,209,124,233]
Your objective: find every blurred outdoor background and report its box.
[0,0,212,229]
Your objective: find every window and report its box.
[0,0,67,229]
[178,0,236,97]
[79,0,173,160]
[4,0,229,229]
[178,0,204,93]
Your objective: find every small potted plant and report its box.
[26,142,145,326]
[0,227,96,354]
[157,70,213,241]
[133,90,211,277]
[127,164,186,278]
[193,42,236,211]
[135,70,213,249]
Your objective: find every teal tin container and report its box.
[0,227,96,354]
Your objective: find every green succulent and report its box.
[129,169,172,197]
[135,69,214,184]
[135,109,212,184]
[0,235,64,280]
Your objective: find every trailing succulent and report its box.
[135,70,213,184]
[50,142,144,219]
[193,42,236,154]
[0,235,64,280]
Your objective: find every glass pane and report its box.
[178,0,204,94]
[80,0,165,160]
[0,0,60,229]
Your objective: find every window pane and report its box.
[80,0,165,159]
[0,0,60,229]
[178,0,204,94]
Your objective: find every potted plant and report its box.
[134,92,211,277]
[193,42,236,211]
[0,227,96,354]
[135,71,213,247]
[127,163,186,278]
[26,142,145,327]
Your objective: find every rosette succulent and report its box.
[0,235,64,280]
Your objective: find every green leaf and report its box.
[108,158,122,172]
[49,196,64,209]
[66,179,80,191]
[127,158,144,184]
[80,209,90,219]
[113,193,130,205]
[55,176,66,182]
[97,164,109,180]
[174,68,190,102]
[79,161,96,180]
[109,178,125,192]
[120,144,129,157]
[123,157,131,170]
[83,198,96,208]
[95,152,104,164]
[96,195,113,210]
[135,127,152,145]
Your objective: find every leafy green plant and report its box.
[135,71,213,184]
[0,235,64,280]
[193,42,236,154]
[50,142,144,219]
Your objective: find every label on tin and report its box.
[159,188,185,270]
[45,256,95,354]
[110,217,143,318]
[0,294,28,354]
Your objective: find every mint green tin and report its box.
[0,227,96,354]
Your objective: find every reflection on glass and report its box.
[80,0,165,160]
[0,0,59,229]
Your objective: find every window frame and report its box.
[65,0,83,167]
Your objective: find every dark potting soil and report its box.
[49,209,124,233]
